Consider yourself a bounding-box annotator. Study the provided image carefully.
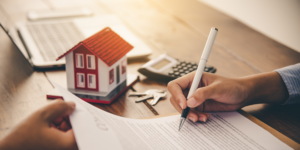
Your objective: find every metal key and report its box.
[129,89,165,103]
[129,89,165,97]
[134,95,153,103]
[150,92,167,106]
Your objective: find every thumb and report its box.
[187,85,214,108]
[39,100,75,123]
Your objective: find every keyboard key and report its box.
[168,71,174,75]
[180,63,186,67]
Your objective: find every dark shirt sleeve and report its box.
[275,63,300,105]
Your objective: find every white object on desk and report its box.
[141,54,177,73]
[5,14,152,68]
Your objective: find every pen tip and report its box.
[178,117,185,132]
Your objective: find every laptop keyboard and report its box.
[26,22,84,61]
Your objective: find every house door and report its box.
[116,65,120,84]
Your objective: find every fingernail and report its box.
[179,103,184,109]
[187,97,197,107]
[199,116,207,122]
[189,117,196,123]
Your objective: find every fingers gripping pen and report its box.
[178,27,218,131]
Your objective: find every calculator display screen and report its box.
[151,59,171,70]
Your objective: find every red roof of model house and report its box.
[56,27,133,66]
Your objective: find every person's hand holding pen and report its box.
[168,72,248,123]
[167,71,289,123]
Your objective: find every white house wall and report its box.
[120,57,127,84]
[107,56,127,93]
[66,52,75,89]
[65,52,127,94]
[98,58,109,93]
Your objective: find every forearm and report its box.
[242,71,289,105]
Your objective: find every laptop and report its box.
[0,8,152,69]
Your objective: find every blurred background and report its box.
[1,0,300,53]
[200,0,300,53]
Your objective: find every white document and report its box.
[51,81,292,150]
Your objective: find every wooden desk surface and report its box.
[1,0,300,144]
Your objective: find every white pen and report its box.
[179,27,218,131]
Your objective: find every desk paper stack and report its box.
[51,81,292,150]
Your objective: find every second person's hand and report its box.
[0,100,78,150]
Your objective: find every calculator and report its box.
[138,54,216,81]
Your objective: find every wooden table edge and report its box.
[237,109,300,149]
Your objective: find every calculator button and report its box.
[183,67,188,70]
[174,72,180,76]
[187,65,192,68]
[192,66,197,69]
[188,68,194,72]
[179,69,184,73]
[180,73,186,76]
[171,75,177,78]
[206,65,213,69]
[173,68,179,71]
[180,63,187,67]
[177,66,183,69]
[204,68,209,72]
[168,71,174,75]
[185,71,190,74]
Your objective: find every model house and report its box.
[56,27,133,95]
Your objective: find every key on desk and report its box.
[129,89,165,103]
[150,92,167,106]
[128,89,165,97]
[133,95,153,103]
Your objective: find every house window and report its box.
[121,60,126,74]
[76,54,84,68]
[77,73,85,88]
[87,74,96,89]
[86,55,96,70]
[109,69,114,84]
